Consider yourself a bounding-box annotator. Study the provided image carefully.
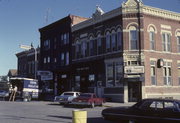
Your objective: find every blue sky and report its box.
[0,0,180,76]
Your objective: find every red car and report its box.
[71,93,105,108]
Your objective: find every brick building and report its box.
[16,47,40,79]
[39,15,88,98]
[72,0,180,102]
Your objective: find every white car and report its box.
[54,92,80,104]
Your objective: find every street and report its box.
[0,101,114,123]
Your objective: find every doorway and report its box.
[128,82,141,102]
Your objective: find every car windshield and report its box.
[79,94,91,98]
[63,93,74,96]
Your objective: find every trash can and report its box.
[72,110,87,123]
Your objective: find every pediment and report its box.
[122,0,143,7]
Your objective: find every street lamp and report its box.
[19,44,37,79]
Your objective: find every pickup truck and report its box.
[71,93,105,108]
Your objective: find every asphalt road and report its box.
[0,101,114,123]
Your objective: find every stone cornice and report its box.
[72,3,180,32]
[143,5,180,21]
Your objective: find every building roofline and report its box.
[72,2,180,32]
[39,14,88,32]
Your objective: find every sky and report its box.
[0,0,180,76]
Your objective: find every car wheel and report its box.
[91,102,95,108]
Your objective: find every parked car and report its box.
[0,90,9,100]
[102,98,180,123]
[71,93,105,108]
[54,92,80,104]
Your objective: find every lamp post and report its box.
[19,44,37,79]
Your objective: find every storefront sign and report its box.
[124,66,144,74]
[37,71,53,80]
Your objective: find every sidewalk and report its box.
[103,102,136,107]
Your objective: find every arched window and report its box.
[111,30,116,51]
[149,26,156,50]
[176,30,180,53]
[89,36,94,56]
[105,31,111,52]
[129,26,138,50]
[75,40,81,59]
[116,28,122,51]
[97,33,102,54]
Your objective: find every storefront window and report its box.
[106,63,114,87]
[115,62,123,86]
[106,59,123,87]
[89,74,95,87]
[75,76,80,91]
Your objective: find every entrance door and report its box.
[80,76,88,93]
[128,82,141,102]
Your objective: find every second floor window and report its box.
[65,52,69,65]
[177,36,180,53]
[89,39,94,56]
[61,33,69,45]
[97,36,102,55]
[117,31,122,51]
[150,31,155,50]
[130,30,138,50]
[106,32,111,52]
[44,40,50,50]
[75,43,81,59]
[111,32,116,51]
[61,53,65,66]
[162,33,171,52]
[81,41,86,57]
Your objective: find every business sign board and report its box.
[37,71,53,80]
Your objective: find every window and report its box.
[106,63,114,87]
[65,52,69,65]
[178,63,180,85]
[61,53,65,66]
[111,30,116,51]
[47,57,50,63]
[75,43,81,59]
[163,62,172,85]
[97,34,102,54]
[44,57,46,64]
[130,30,138,50]
[115,62,123,86]
[75,76,80,91]
[106,60,123,87]
[150,31,155,50]
[61,33,69,45]
[162,33,171,52]
[44,40,50,50]
[64,34,67,44]
[54,58,57,63]
[106,31,111,52]
[81,41,86,57]
[89,39,94,56]
[150,61,156,85]
[117,30,122,50]
[177,36,180,53]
